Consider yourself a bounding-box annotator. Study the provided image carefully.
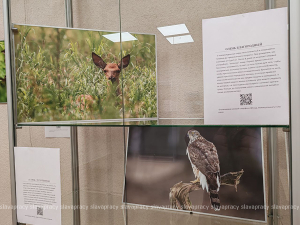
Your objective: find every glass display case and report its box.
[2,0,295,225]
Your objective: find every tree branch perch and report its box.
[169,169,244,211]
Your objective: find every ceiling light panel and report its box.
[103,32,137,42]
[157,24,189,36]
[166,35,194,44]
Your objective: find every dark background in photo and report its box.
[125,126,265,221]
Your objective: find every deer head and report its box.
[92,52,130,85]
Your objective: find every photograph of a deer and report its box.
[14,25,157,123]
[92,52,130,96]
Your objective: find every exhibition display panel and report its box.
[2,0,293,225]
[125,126,266,222]
[14,25,157,125]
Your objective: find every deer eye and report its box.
[104,70,107,73]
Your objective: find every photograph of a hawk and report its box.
[185,129,221,211]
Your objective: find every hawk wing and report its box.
[188,138,220,176]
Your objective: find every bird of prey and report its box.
[185,129,221,211]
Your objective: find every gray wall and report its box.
[0,0,290,225]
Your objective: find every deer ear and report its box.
[118,54,130,69]
[92,52,107,70]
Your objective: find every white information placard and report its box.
[45,126,70,138]
[14,147,61,225]
[203,8,288,125]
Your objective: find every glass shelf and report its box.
[17,118,289,128]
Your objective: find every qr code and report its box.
[240,93,252,105]
[37,207,43,216]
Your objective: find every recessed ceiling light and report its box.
[166,35,194,44]
[103,32,137,42]
[157,24,189,36]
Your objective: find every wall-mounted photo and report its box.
[124,127,266,222]
[0,41,6,103]
[14,25,157,124]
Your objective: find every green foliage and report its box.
[0,41,6,102]
[0,41,5,80]
[15,25,157,123]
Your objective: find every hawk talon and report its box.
[190,178,200,184]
